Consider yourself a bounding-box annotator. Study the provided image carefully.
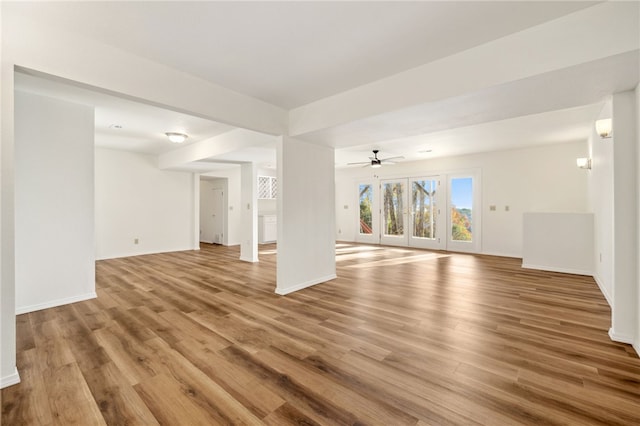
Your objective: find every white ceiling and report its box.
[10,1,637,173]
[13,1,597,109]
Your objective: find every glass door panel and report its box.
[409,177,445,250]
[380,180,408,246]
[359,184,373,235]
[355,182,379,243]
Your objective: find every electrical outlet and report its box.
[505,205,510,212]
[134,238,139,244]
[489,205,496,211]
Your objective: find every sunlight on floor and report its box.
[346,252,450,268]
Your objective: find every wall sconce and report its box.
[576,158,592,169]
[165,132,189,143]
[595,118,612,139]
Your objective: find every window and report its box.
[450,177,473,242]
[258,176,277,199]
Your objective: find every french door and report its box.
[409,177,445,250]
[356,171,479,252]
[356,182,379,244]
[380,179,408,246]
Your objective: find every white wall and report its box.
[277,137,336,294]
[588,103,614,303]
[522,213,594,275]
[336,141,589,258]
[15,91,95,313]
[95,148,196,259]
[202,168,242,246]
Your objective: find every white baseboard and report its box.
[1,367,20,389]
[521,263,592,276]
[481,251,520,259]
[239,256,259,263]
[609,327,634,344]
[16,291,97,315]
[276,274,337,295]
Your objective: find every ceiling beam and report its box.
[158,128,275,170]
[3,11,287,136]
[289,2,639,139]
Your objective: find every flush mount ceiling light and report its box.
[165,132,188,143]
[595,118,612,139]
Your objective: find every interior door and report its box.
[380,179,408,246]
[409,177,445,250]
[211,188,223,244]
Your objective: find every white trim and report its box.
[239,256,259,263]
[521,263,592,277]
[1,367,21,389]
[481,251,520,259]
[96,246,197,261]
[16,292,97,315]
[608,327,634,344]
[275,274,337,295]
[592,273,613,307]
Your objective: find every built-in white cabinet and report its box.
[259,215,277,243]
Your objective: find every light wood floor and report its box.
[2,243,639,425]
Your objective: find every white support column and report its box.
[610,90,638,344]
[192,173,200,250]
[276,136,336,295]
[1,49,20,389]
[635,83,640,355]
[240,163,258,263]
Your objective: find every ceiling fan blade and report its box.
[380,156,404,162]
[347,161,370,166]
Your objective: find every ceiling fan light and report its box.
[165,132,188,143]
[371,162,382,168]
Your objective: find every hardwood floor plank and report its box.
[82,362,160,426]
[3,243,639,425]
[1,349,53,426]
[44,362,106,426]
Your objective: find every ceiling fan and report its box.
[347,150,404,168]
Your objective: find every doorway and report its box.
[200,179,226,245]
